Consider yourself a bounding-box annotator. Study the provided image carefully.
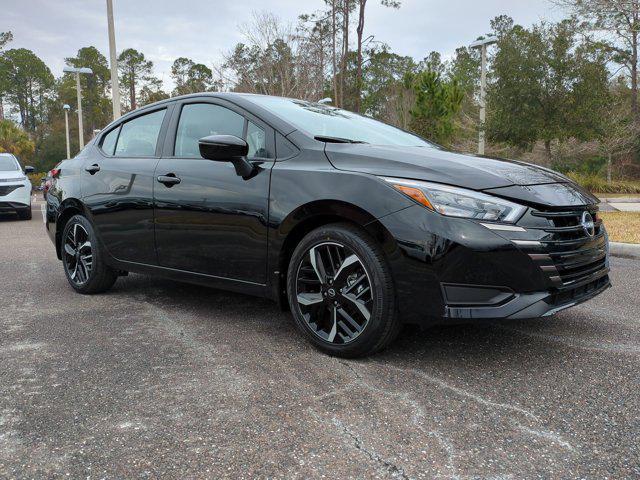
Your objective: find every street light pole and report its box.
[74,72,84,149]
[63,104,71,159]
[106,0,121,119]
[63,67,93,152]
[470,36,497,156]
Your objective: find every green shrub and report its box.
[28,172,46,190]
[567,172,640,194]
[552,155,606,175]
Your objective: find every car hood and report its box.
[324,144,598,208]
[0,171,27,182]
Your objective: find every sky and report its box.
[3,0,567,91]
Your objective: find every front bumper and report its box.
[0,182,31,214]
[375,204,610,325]
[444,273,610,320]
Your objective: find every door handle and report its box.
[157,174,181,187]
[85,164,100,174]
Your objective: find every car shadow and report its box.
[0,213,23,222]
[107,272,583,369]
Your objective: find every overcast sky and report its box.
[4,0,566,90]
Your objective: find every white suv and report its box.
[0,153,34,220]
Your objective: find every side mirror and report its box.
[199,135,248,161]
[24,166,35,174]
[198,135,256,179]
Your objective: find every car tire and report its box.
[61,214,118,294]
[19,208,32,220]
[287,223,401,358]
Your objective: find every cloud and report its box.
[4,0,565,92]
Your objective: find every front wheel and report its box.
[287,223,400,358]
[61,215,118,294]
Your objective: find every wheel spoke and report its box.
[327,307,337,342]
[337,308,364,333]
[334,254,360,286]
[73,223,79,245]
[74,262,83,283]
[309,246,327,283]
[66,230,76,248]
[64,243,76,256]
[342,293,371,321]
[80,259,90,280]
[78,241,92,252]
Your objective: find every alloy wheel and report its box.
[295,242,373,344]
[63,223,93,285]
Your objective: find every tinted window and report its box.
[115,109,166,157]
[0,155,19,171]
[246,121,267,158]
[248,96,437,148]
[100,126,120,155]
[175,104,245,157]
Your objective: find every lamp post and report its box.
[62,66,93,150]
[106,0,121,119]
[470,36,497,156]
[63,104,71,159]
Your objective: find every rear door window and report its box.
[115,109,166,157]
[100,126,120,155]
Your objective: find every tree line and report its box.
[0,0,638,181]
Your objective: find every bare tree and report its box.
[331,0,339,102]
[340,0,351,107]
[600,80,640,181]
[354,0,400,112]
[219,11,326,100]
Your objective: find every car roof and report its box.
[110,92,302,138]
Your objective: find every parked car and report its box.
[0,153,34,220]
[45,93,610,357]
[42,167,59,201]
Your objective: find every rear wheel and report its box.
[62,214,117,294]
[287,223,400,357]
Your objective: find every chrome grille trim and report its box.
[526,206,609,289]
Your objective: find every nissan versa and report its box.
[45,93,610,357]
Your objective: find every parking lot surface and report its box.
[1,208,639,479]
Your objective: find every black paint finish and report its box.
[46,92,610,325]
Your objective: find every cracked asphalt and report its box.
[1,206,639,479]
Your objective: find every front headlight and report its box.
[382,177,526,223]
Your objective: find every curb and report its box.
[610,242,640,259]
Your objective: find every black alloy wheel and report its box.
[61,215,118,294]
[295,242,373,344]
[63,222,93,286]
[287,223,400,357]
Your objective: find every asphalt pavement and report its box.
[1,205,639,479]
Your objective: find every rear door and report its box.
[82,105,172,265]
[153,98,274,284]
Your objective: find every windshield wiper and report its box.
[314,135,368,144]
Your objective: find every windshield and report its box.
[248,96,436,148]
[0,155,19,171]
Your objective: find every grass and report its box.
[597,193,640,199]
[567,172,640,194]
[599,212,640,244]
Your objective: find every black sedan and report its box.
[45,93,610,357]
